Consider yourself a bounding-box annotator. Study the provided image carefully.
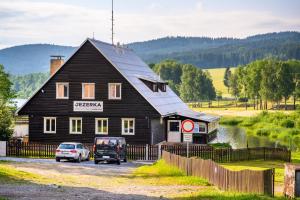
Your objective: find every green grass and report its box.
[0,162,53,185]
[172,188,289,200]
[133,159,210,186]
[205,68,235,98]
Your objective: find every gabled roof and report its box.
[17,38,219,122]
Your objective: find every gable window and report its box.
[108,83,122,100]
[122,118,135,135]
[44,117,56,134]
[70,117,82,134]
[56,83,69,99]
[160,84,166,92]
[95,118,108,135]
[153,83,158,92]
[82,83,95,99]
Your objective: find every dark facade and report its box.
[18,41,161,144]
[18,38,219,145]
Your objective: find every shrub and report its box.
[255,128,271,136]
[220,118,243,126]
[281,119,295,128]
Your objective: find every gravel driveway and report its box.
[0,157,203,200]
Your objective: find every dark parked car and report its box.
[93,137,127,165]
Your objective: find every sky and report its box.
[0,0,300,49]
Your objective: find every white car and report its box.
[55,142,90,163]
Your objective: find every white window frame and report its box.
[95,118,108,135]
[56,82,69,99]
[121,118,135,135]
[167,120,181,133]
[82,83,95,99]
[108,83,122,100]
[69,117,82,134]
[43,117,56,134]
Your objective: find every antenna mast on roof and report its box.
[111,0,114,45]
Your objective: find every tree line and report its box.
[226,59,300,110]
[151,60,216,102]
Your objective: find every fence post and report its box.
[0,141,7,157]
[158,144,162,159]
[145,144,149,161]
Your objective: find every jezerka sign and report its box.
[73,101,103,112]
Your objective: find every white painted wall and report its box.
[0,141,6,156]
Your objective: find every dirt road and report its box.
[0,157,204,200]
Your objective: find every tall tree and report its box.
[229,72,240,106]
[0,65,15,140]
[223,67,231,93]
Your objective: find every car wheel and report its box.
[94,160,99,165]
[116,160,121,165]
[86,153,90,161]
[123,158,127,163]
[77,154,82,163]
[56,158,60,162]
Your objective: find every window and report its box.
[76,144,83,149]
[70,118,82,134]
[44,117,56,134]
[108,83,122,99]
[199,123,206,133]
[153,83,158,92]
[122,118,135,135]
[95,118,108,135]
[82,83,95,99]
[160,84,166,92]
[56,83,69,99]
[168,120,181,132]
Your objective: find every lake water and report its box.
[211,126,286,149]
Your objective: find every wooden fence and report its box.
[6,141,291,162]
[162,151,275,196]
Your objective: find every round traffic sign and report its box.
[182,119,194,133]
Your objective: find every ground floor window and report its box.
[44,117,56,134]
[122,118,135,135]
[70,117,82,134]
[95,118,108,135]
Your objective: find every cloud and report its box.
[0,0,299,49]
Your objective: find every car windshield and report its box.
[96,139,118,146]
[59,144,75,149]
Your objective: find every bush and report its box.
[281,119,295,128]
[255,128,271,136]
[220,118,243,126]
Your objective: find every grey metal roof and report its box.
[89,39,219,122]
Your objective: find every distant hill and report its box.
[0,44,76,75]
[1,31,300,74]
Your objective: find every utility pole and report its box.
[111,0,114,45]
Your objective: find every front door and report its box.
[167,120,181,142]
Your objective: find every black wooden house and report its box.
[17,39,219,144]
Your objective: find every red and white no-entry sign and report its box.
[181,119,194,133]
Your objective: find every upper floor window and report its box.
[108,83,122,100]
[159,83,167,92]
[56,83,69,99]
[153,83,158,92]
[44,117,56,134]
[122,118,135,135]
[82,83,95,99]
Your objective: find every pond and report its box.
[211,126,287,149]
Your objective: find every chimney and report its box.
[50,55,64,76]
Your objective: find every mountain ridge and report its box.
[1,31,300,74]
